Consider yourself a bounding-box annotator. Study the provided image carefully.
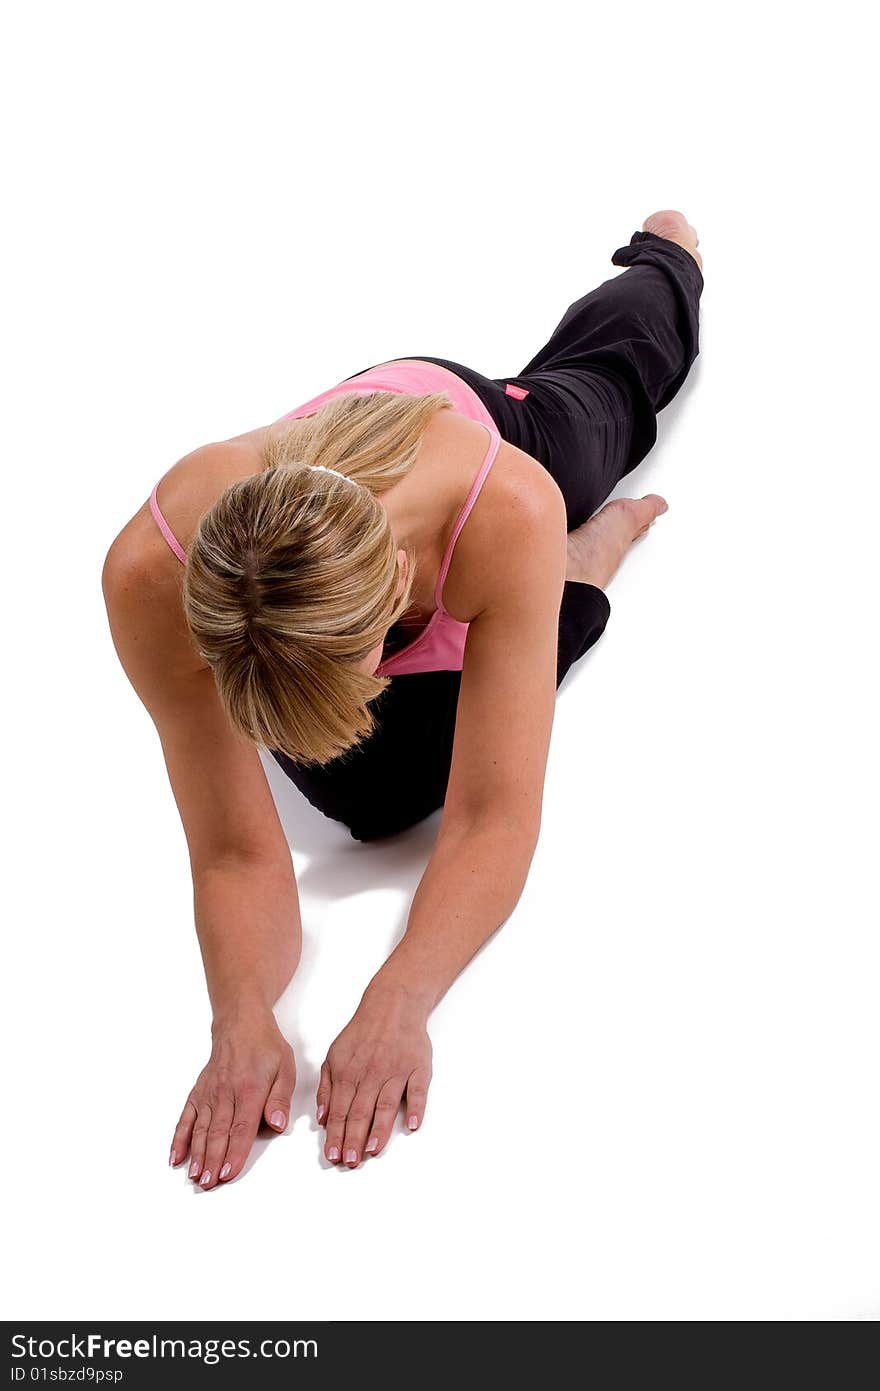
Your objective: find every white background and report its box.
[3,0,878,1322]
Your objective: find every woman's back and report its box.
[125,360,535,683]
[150,362,502,676]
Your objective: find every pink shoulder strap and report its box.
[434,426,502,611]
[149,480,188,565]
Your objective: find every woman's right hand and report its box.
[169,1008,296,1189]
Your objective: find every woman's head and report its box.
[181,389,452,767]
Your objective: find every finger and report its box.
[169,1098,197,1169]
[405,1067,431,1133]
[316,1061,332,1128]
[218,1084,266,1184]
[262,1051,296,1135]
[324,1076,357,1164]
[200,1090,235,1190]
[342,1077,384,1168]
[188,1103,212,1181]
[365,1078,406,1157]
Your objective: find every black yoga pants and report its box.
[271,229,704,842]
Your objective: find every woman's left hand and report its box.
[317,983,433,1167]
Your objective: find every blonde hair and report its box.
[182,389,454,767]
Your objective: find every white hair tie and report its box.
[306,464,360,488]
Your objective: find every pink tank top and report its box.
[148,359,503,678]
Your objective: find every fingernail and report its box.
[199,1171,212,1187]
[344,1148,358,1165]
[169,1149,177,1167]
[327,1147,340,1162]
[366,1137,379,1154]
[408,1115,419,1131]
[270,1110,286,1130]
[189,1161,200,1178]
[219,1163,231,1180]
[316,1103,326,1123]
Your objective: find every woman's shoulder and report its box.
[426,407,561,508]
[116,438,264,568]
[476,439,567,569]
[487,436,565,515]
[104,438,266,678]
[438,430,567,623]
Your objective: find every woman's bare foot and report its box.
[642,209,702,271]
[566,494,668,590]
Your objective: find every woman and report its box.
[103,210,703,1188]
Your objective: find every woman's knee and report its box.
[270,747,447,843]
[347,793,443,843]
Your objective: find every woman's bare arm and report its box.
[315,462,570,1167]
[102,533,301,1188]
